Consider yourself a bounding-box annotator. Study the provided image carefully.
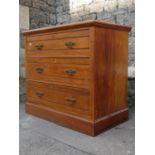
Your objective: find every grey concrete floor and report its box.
[19,104,135,155]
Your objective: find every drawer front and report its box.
[26,57,90,65]
[26,49,90,58]
[27,63,90,88]
[27,37,89,51]
[26,29,89,42]
[27,81,91,116]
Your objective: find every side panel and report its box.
[94,27,128,119]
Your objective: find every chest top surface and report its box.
[23,20,131,35]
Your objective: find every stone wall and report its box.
[19,0,135,107]
[19,0,56,29]
[128,78,135,108]
[19,5,29,103]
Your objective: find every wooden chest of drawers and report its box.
[23,20,131,136]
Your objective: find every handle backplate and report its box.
[65,42,76,48]
[35,44,43,50]
[36,67,44,73]
[64,69,76,76]
[36,92,44,97]
[65,97,76,105]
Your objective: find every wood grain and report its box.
[23,20,131,35]
[93,27,128,119]
[27,63,90,88]
[24,20,131,136]
[27,57,90,65]
[27,81,91,118]
[27,37,89,51]
[26,49,90,58]
[27,29,89,41]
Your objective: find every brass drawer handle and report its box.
[65,97,76,105]
[36,67,44,73]
[35,44,43,50]
[36,92,44,97]
[65,42,76,48]
[64,69,76,76]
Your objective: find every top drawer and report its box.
[26,29,90,57]
[26,29,89,42]
[26,37,89,51]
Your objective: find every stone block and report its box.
[19,48,25,58]
[20,0,32,7]
[116,14,126,24]
[128,53,135,66]
[124,12,135,26]
[83,5,90,14]
[118,0,133,9]
[20,29,25,49]
[88,3,104,13]
[30,8,51,29]
[70,14,83,22]
[19,48,25,67]
[128,78,135,107]
[19,5,29,29]
[128,36,135,63]
[128,2,135,13]
[76,11,87,17]
[70,6,84,14]
[19,58,25,69]
[57,14,70,24]
[46,0,56,6]
[56,6,64,13]
[113,8,128,16]
[56,0,70,13]
[82,13,97,20]
[128,66,135,78]
[130,26,135,37]
[19,67,26,78]
[39,23,50,27]
[55,0,64,6]
[70,0,93,9]
[103,0,118,12]
[104,17,116,24]
[128,36,135,49]
[50,14,56,25]
[19,78,26,103]
[97,11,112,20]
[32,0,54,13]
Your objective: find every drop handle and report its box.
[36,67,44,73]
[65,41,76,48]
[35,44,43,49]
[36,92,44,97]
[65,97,76,105]
[64,69,76,76]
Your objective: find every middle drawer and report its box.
[27,63,90,88]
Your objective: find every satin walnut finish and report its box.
[23,20,131,136]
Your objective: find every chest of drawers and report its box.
[23,20,131,136]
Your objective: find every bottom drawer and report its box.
[26,81,91,117]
